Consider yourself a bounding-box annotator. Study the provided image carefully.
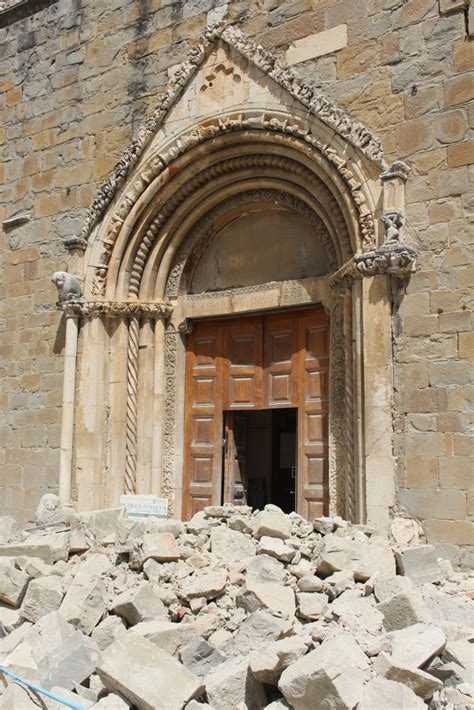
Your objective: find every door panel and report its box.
[224,412,249,505]
[183,307,330,519]
[183,324,223,519]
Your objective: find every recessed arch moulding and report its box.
[55,24,417,531]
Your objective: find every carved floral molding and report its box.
[57,300,173,318]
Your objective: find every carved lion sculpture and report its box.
[52,271,83,301]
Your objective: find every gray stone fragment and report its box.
[129,619,198,655]
[90,693,130,708]
[360,676,426,709]
[91,616,127,651]
[443,637,474,678]
[245,554,286,584]
[322,569,355,599]
[253,509,291,540]
[60,555,110,634]
[97,634,204,710]
[0,562,29,607]
[15,556,56,578]
[35,494,66,527]
[237,580,295,618]
[0,682,44,709]
[373,574,414,602]
[297,575,323,592]
[257,537,294,563]
[71,507,125,544]
[110,582,167,625]
[279,632,370,710]
[206,655,267,710]
[39,629,99,691]
[390,623,446,667]
[331,596,384,635]
[210,526,256,561]
[180,571,227,601]
[180,636,227,678]
[46,687,95,710]
[317,533,396,581]
[263,701,292,710]
[377,591,427,631]
[224,610,290,657]
[395,544,443,585]
[374,651,443,699]
[23,611,76,667]
[296,592,328,620]
[20,574,64,623]
[249,636,310,685]
[0,532,70,563]
[140,530,180,564]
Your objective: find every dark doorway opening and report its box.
[223,408,297,514]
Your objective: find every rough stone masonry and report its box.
[0,499,473,708]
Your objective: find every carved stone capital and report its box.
[381,160,410,183]
[57,300,173,319]
[354,244,417,277]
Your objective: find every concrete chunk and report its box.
[97,634,204,710]
[0,562,29,607]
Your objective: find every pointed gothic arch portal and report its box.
[57,26,416,532]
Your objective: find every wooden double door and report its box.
[183,307,330,520]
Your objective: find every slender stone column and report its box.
[58,314,79,506]
[125,316,140,494]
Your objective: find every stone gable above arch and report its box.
[75,22,387,249]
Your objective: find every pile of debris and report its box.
[0,498,472,709]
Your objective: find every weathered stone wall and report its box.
[0,0,472,552]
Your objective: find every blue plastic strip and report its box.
[0,667,85,709]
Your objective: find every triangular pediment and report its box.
[78,23,385,243]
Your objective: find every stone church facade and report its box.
[1,0,472,558]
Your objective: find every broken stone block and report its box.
[390,623,446,667]
[296,592,328,620]
[91,615,127,651]
[0,516,22,545]
[15,556,56,579]
[389,516,422,546]
[71,507,125,543]
[23,611,75,667]
[91,693,130,708]
[257,537,294,563]
[431,686,474,709]
[245,554,286,584]
[0,532,70,564]
[20,574,64,623]
[360,676,426,709]
[237,580,295,618]
[253,509,291,540]
[35,494,66,527]
[421,586,474,629]
[317,533,396,581]
[97,633,204,710]
[224,610,290,657]
[443,637,474,677]
[297,575,323,592]
[39,629,99,690]
[1,641,38,682]
[249,636,310,684]
[377,591,428,631]
[180,635,227,678]
[129,619,198,655]
[313,517,337,535]
[210,526,256,562]
[180,571,227,601]
[206,655,267,710]
[331,596,384,635]
[373,574,414,602]
[110,582,167,625]
[59,555,110,634]
[395,544,443,585]
[0,682,45,709]
[279,632,370,710]
[140,530,180,564]
[322,569,355,600]
[46,687,95,709]
[374,651,443,699]
[0,562,29,607]
[228,515,253,534]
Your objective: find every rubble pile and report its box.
[0,499,473,709]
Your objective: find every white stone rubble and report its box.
[0,503,472,709]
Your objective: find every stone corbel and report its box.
[354,244,417,277]
[56,300,174,319]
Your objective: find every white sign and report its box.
[120,494,168,521]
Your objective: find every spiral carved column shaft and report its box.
[125,316,140,493]
[344,292,356,522]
